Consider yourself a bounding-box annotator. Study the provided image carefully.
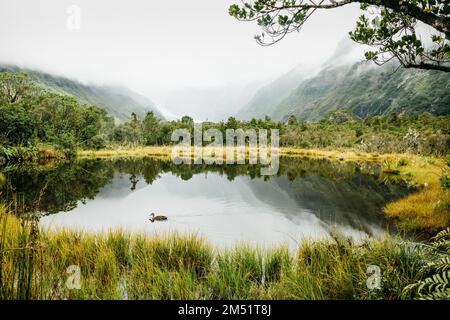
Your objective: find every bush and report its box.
[85,135,107,150]
[55,133,77,150]
[0,104,35,145]
[355,127,364,137]
[441,175,450,190]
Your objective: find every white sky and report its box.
[0,0,364,109]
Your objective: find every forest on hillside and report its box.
[0,71,449,164]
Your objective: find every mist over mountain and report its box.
[236,65,317,120]
[237,60,450,122]
[235,36,449,122]
[159,82,263,122]
[0,65,164,122]
[3,34,449,125]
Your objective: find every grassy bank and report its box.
[282,148,450,234]
[2,207,448,300]
[77,146,450,234]
[78,146,173,160]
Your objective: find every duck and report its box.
[149,212,168,223]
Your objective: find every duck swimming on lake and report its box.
[149,212,168,223]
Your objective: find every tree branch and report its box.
[263,0,449,37]
[405,62,450,72]
[361,0,450,37]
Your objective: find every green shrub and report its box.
[440,175,450,190]
[355,127,364,137]
[0,104,35,145]
[85,135,107,150]
[445,155,450,168]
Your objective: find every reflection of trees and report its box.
[2,160,114,215]
[109,158,270,183]
[265,158,412,235]
[266,173,409,235]
[1,156,410,219]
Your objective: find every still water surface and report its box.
[1,157,411,248]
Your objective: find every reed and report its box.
[0,202,41,299]
[0,206,435,300]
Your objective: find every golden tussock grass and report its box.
[383,156,449,233]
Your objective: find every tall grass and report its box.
[0,206,435,300]
[0,202,41,299]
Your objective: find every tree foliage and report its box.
[229,0,450,72]
[0,104,35,145]
[1,71,448,158]
[0,72,114,150]
[0,72,34,104]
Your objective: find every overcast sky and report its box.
[0,0,364,111]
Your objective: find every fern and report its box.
[416,271,450,294]
[423,257,450,273]
[433,228,450,242]
[418,289,450,300]
[432,228,450,251]
[402,228,450,300]
[0,146,13,160]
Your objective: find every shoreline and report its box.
[76,146,449,234]
[2,145,449,234]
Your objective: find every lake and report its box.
[1,157,411,248]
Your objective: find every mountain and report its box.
[274,62,450,121]
[236,65,315,120]
[0,65,164,121]
[237,61,450,122]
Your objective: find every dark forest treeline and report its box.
[1,72,449,163]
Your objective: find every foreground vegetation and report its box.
[1,205,449,300]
